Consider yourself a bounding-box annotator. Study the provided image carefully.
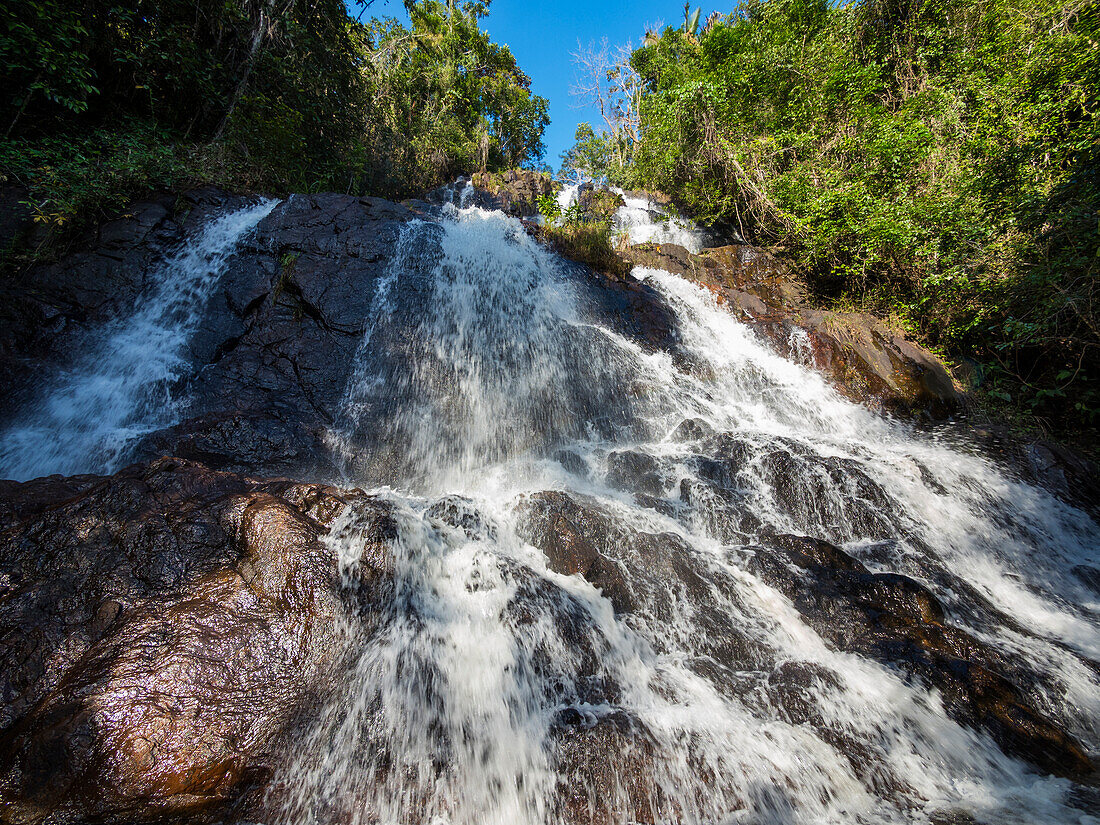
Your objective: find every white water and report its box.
[611,187,706,253]
[556,183,579,213]
[279,201,1100,824]
[0,199,277,480]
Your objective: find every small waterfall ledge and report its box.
[0,181,1097,825]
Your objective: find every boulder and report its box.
[469,170,553,217]
[0,458,395,823]
[514,490,770,669]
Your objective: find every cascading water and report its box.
[0,199,278,481]
[610,187,706,253]
[278,197,1100,825]
[556,183,579,212]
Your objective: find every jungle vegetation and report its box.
[0,0,548,233]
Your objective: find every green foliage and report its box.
[0,122,234,227]
[536,193,562,222]
[607,0,1100,432]
[0,0,549,243]
[352,2,549,195]
[560,123,623,185]
[538,183,628,277]
[1,0,97,125]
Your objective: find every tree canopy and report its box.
[1,0,549,221]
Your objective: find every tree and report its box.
[569,38,641,174]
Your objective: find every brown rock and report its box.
[0,458,395,823]
[469,170,553,218]
[620,240,964,419]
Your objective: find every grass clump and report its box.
[541,220,630,279]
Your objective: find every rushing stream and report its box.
[285,199,1099,824]
[1,191,1098,824]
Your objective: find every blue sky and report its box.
[362,0,692,172]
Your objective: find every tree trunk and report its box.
[6,73,42,138]
[212,7,269,142]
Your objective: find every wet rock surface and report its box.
[137,194,415,477]
[516,481,1096,786]
[0,192,415,478]
[0,458,394,823]
[747,532,1094,779]
[0,180,1097,823]
[0,188,248,414]
[0,182,971,479]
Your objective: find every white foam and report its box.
[611,187,706,253]
[286,204,1100,824]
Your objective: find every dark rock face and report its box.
[0,458,395,823]
[0,191,414,478]
[748,533,1093,780]
[0,188,247,414]
[515,490,771,671]
[138,194,414,477]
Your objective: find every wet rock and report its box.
[682,434,898,544]
[669,418,715,442]
[469,170,553,218]
[516,491,770,670]
[762,661,917,800]
[749,533,1093,779]
[0,189,244,415]
[145,194,411,476]
[678,477,763,543]
[555,449,589,477]
[426,494,497,541]
[550,710,661,825]
[605,450,665,497]
[0,458,395,823]
[1021,441,1100,511]
[0,191,415,478]
[568,258,684,355]
[1072,565,1100,596]
[514,491,633,613]
[797,310,963,420]
[135,411,320,476]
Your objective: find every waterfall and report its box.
[0,199,278,481]
[277,200,1100,825]
[610,187,705,253]
[556,183,579,212]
